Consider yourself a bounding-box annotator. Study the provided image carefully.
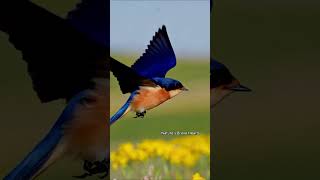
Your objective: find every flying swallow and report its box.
[211,59,251,107]
[0,0,109,179]
[110,26,188,125]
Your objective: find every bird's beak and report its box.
[181,87,189,91]
[229,84,251,92]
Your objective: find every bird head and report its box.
[152,77,188,98]
[211,59,251,107]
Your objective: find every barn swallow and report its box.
[0,0,109,179]
[110,26,188,125]
[211,59,251,107]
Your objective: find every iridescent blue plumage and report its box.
[211,58,251,107]
[151,77,184,91]
[211,58,225,72]
[131,25,176,78]
[211,58,235,88]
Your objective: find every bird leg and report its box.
[134,111,146,118]
[73,159,109,179]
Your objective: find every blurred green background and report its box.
[212,0,320,179]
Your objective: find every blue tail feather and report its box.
[110,93,136,125]
[4,91,86,179]
[4,129,62,179]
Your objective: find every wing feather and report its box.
[111,57,156,94]
[0,1,108,102]
[131,25,176,78]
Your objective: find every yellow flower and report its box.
[183,153,198,167]
[118,142,135,155]
[110,135,210,170]
[117,155,128,167]
[192,172,205,180]
[135,149,148,161]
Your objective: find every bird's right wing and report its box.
[4,91,88,179]
[110,92,137,125]
[110,57,157,94]
[0,1,108,103]
[131,25,176,78]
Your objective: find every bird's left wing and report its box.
[67,0,109,48]
[111,57,157,94]
[131,25,176,78]
[0,1,108,103]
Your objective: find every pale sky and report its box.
[111,0,210,58]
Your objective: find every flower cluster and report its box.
[111,135,210,170]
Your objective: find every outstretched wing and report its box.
[131,25,176,78]
[111,57,157,94]
[0,1,108,102]
[67,0,109,48]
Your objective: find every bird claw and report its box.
[134,111,146,118]
[73,159,109,179]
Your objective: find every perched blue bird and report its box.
[110,26,188,124]
[0,0,109,179]
[211,59,251,107]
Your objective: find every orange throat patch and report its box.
[131,87,171,112]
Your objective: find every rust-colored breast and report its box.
[132,87,170,111]
[64,86,109,161]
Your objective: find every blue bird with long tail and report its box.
[110,25,188,125]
